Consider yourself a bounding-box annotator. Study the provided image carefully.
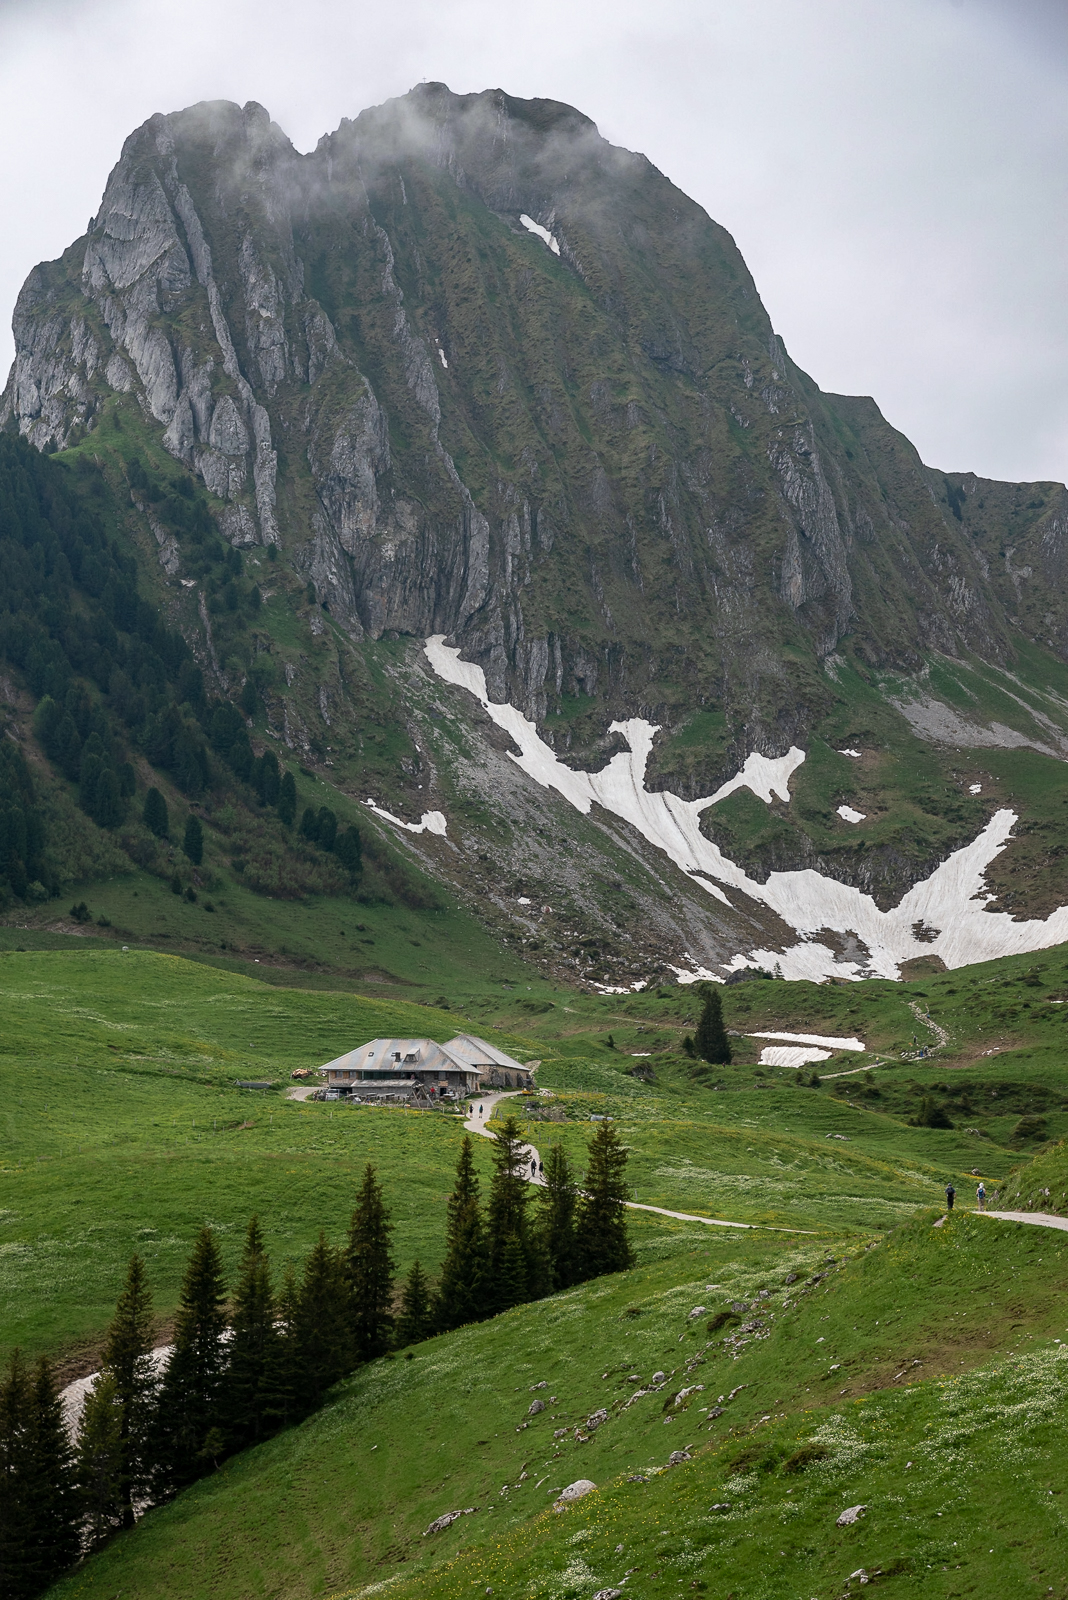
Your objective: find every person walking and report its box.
[976,1181,986,1211]
[479,1103,483,1118]
[945,1181,955,1211]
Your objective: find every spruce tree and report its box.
[0,1349,34,1597]
[99,1253,157,1525]
[485,1115,536,1313]
[143,786,169,839]
[433,1136,488,1332]
[694,986,732,1064]
[182,813,203,866]
[271,1263,302,1428]
[77,1373,125,1551]
[346,1165,395,1362]
[0,1351,79,1597]
[538,1142,579,1290]
[151,1226,228,1496]
[395,1261,432,1347]
[227,1217,282,1446]
[27,1357,79,1584]
[294,1234,353,1411]
[576,1120,634,1279]
[277,771,297,827]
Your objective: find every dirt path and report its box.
[980,1210,1068,1232]
[465,1094,812,1230]
[907,1000,950,1055]
[464,1091,545,1185]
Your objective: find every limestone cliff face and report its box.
[3,86,1066,757]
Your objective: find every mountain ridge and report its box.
[3,85,1068,985]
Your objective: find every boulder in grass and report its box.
[837,1504,866,1527]
[668,1449,692,1465]
[593,1591,623,1599]
[586,1408,609,1432]
[423,1508,474,1536]
[687,1305,706,1319]
[553,1479,597,1509]
[528,1398,546,1415]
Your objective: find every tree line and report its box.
[0,433,362,905]
[0,1117,630,1597]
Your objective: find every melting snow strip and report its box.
[519,214,561,254]
[836,805,866,824]
[363,799,448,836]
[759,1045,831,1068]
[750,1031,865,1050]
[423,635,1068,981]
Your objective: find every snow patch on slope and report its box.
[363,798,447,836]
[519,214,561,254]
[751,1030,865,1050]
[760,1045,831,1068]
[423,636,1068,981]
[837,804,866,824]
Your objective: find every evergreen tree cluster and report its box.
[0,741,47,902]
[0,436,362,894]
[0,1122,631,1592]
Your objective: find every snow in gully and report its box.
[423,637,1068,982]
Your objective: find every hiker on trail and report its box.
[479,1104,483,1117]
[946,1182,956,1211]
[976,1182,986,1211]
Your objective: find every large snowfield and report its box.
[423,637,1068,982]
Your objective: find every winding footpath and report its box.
[464,1091,767,1230]
[980,1210,1068,1232]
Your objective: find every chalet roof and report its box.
[443,1034,526,1071]
[320,1035,528,1077]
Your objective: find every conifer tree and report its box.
[694,986,732,1064]
[538,1142,579,1290]
[395,1261,432,1347]
[277,771,297,827]
[77,1373,125,1551]
[143,786,169,839]
[28,1356,79,1582]
[486,1115,537,1313]
[99,1253,157,1526]
[227,1217,282,1447]
[0,1351,79,1598]
[294,1234,352,1411]
[182,813,203,866]
[0,1349,34,1596]
[271,1263,302,1428]
[346,1165,395,1362]
[576,1120,634,1279]
[433,1135,489,1331]
[151,1226,228,1496]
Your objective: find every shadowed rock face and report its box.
[2,85,1066,754]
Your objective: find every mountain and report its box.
[3,85,1068,987]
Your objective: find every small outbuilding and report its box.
[320,1035,534,1099]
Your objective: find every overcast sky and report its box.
[0,0,1064,484]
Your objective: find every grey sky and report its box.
[0,0,1063,484]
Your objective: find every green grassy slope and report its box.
[0,949,539,1365]
[14,941,1068,1368]
[40,1210,1068,1600]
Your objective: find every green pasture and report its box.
[39,1209,1068,1600]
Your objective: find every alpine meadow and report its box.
[1,81,1067,1600]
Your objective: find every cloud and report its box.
[0,0,1063,483]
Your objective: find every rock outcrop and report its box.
[6,85,1066,749]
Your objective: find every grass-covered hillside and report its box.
[1,943,1066,1596]
[38,1210,1068,1600]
